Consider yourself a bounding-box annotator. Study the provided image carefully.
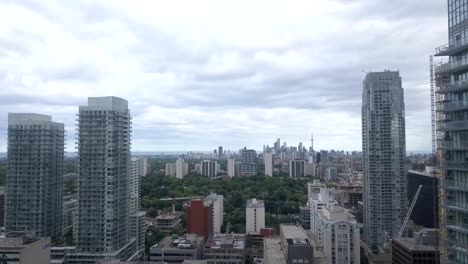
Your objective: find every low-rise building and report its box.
[310,188,360,264]
[0,233,51,264]
[204,233,246,264]
[205,193,224,233]
[392,229,440,264]
[155,214,182,233]
[149,234,204,264]
[279,225,314,264]
[246,199,265,234]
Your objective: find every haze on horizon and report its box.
[0,0,446,152]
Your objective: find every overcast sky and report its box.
[0,0,447,152]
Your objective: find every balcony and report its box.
[445,200,468,213]
[445,161,468,171]
[438,120,468,131]
[445,238,468,254]
[436,80,468,94]
[439,140,468,150]
[436,101,468,112]
[446,220,468,234]
[435,37,468,56]
[445,180,468,192]
[436,58,468,75]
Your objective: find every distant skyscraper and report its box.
[239,147,257,176]
[275,138,281,154]
[6,113,64,239]
[227,158,236,177]
[362,71,407,252]
[298,142,303,153]
[264,152,273,177]
[218,146,223,158]
[434,2,468,261]
[76,97,133,256]
[175,158,188,179]
[289,160,305,178]
[201,160,218,178]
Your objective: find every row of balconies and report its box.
[436,101,468,112]
[437,120,468,131]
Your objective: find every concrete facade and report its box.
[75,97,133,256]
[264,152,273,177]
[246,199,265,234]
[7,113,64,239]
[362,71,407,252]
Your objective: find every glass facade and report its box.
[436,1,468,262]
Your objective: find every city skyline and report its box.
[0,0,447,152]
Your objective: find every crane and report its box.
[397,185,423,239]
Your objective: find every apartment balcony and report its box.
[435,38,468,56]
[445,161,468,171]
[438,120,468,131]
[445,180,468,192]
[445,200,468,213]
[436,80,468,94]
[445,238,468,254]
[438,140,468,150]
[446,220,468,234]
[436,101,468,112]
[436,58,468,75]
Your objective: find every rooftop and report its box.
[151,234,203,250]
[247,198,264,208]
[264,238,286,264]
[280,225,307,240]
[156,214,180,220]
[204,233,245,250]
[393,238,438,252]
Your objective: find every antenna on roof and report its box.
[361,70,368,74]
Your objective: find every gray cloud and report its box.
[0,0,446,152]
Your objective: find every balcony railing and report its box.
[438,140,468,150]
[436,79,468,94]
[444,238,468,254]
[435,37,468,56]
[445,180,468,191]
[445,161,468,171]
[436,101,468,112]
[445,200,468,213]
[446,220,468,234]
[436,57,468,75]
[438,120,468,131]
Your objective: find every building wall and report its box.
[205,194,223,233]
[289,160,305,178]
[407,171,439,228]
[227,159,236,177]
[264,153,273,177]
[187,200,213,239]
[6,113,64,239]
[362,71,407,251]
[75,97,131,253]
[246,199,265,234]
[436,2,468,262]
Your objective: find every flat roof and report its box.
[393,238,438,252]
[151,234,203,250]
[205,233,245,249]
[247,198,264,208]
[264,238,286,264]
[280,225,307,239]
